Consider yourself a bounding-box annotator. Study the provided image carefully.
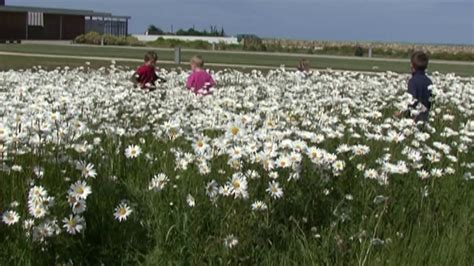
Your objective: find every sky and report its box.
[7,0,474,44]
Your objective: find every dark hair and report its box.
[144,51,158,62]
[411,51,429,71]
[298,58,309,71]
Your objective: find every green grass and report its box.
[1,44,473,76]
[0,55,251,73]
[1,133,472,265]
[0,54,138,70]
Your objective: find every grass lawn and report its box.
[0,54,137,70]
[0,55,265,74]
[1,44,473,76]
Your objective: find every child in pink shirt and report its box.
[186,55,216,95]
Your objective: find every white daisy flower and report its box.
[68,181,92,200]
[11,165,23,172]
[223,234,239,249]
[125,144,142,159]
[219,184,232,197]
[114,202,132,222]
[251,201,268,211]
[62,215,85,235]
[186,194,196,207]
[149,173,169,191]
[76,161,97,179]
[228,173,248,199]
[205,180,219,198]
[266,181,283,199]
[2,210,20,226]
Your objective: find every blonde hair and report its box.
[191,55,204,68]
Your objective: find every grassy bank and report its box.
[1,44,473,76]
[142,36,474,62]
[1,134,472,265]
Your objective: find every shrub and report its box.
[74,34,86,44]
[116,37,128,46]
[103,35,118,46]
[84,32,102,45]
[217,41,227,50]
[126,36,144,47]
[189,40,212,49]
[147,38,212,49]
[355,46,364,57]
[74,32,144,47]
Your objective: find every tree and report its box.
[175,29,186,36]
[173,26,227,37]
[148,25,164,35]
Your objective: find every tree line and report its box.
[147,25,226,37]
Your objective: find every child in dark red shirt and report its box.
[131,51,165,90]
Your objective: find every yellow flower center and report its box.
[232,180,241,189]
[119,207,127,216]
[76,187,84,194]
[231,127,239,136]
[68,219,77,227]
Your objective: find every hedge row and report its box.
[75,32,144,47]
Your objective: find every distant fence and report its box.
[133,34,240,45]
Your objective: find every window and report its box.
[28,12,44,27]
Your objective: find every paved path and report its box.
[18,41,474,66]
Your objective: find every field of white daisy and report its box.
[0,65,473,265]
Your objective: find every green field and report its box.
[0,54,136,70]
[1,44,473,76]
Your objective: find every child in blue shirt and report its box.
[406,51,433,122]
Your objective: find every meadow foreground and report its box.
[0,65,473,265]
